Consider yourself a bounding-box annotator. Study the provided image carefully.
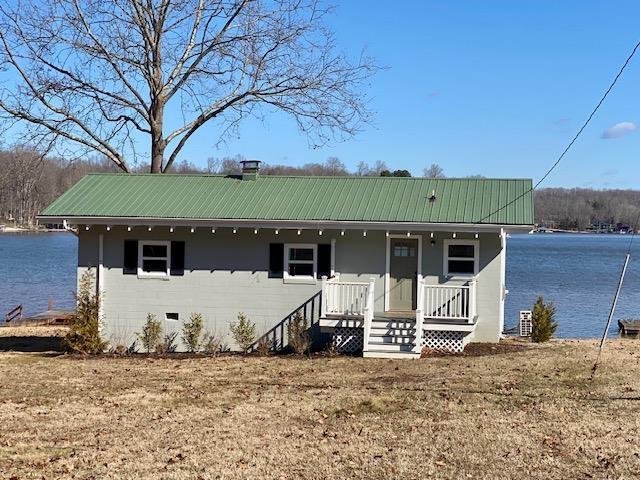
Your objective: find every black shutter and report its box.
[170,241,185,276]
[317,243,332,279]
[269,243,284,278]
[123,240,138,275]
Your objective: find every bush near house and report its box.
[230,312,256,353]
[531,296,557,343]
[182,313,205,353]
[137,313,163,353]
[65,271,108,354]
[287,311,310,355]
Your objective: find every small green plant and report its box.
[287,311,310,355]
[65,271,108,354]
[182,313,204,353]
[230,312,256,353]
[531,296,557,343]
[137,313,163,353]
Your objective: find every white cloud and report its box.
[601,121,637,139]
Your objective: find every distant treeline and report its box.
[534,188,640,230]
[1,146,637,230]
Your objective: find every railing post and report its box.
[469,278,478,323]
[321,276,328,316]
[362,277,375,354]
[414,278,424,354]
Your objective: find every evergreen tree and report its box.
[531,297,557,343]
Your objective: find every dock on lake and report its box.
[618,319,640,336]
[3,309,74,327]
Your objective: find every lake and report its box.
[1,232,638,337]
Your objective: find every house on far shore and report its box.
[38,161,534,358]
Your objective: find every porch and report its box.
[319,275,478,358]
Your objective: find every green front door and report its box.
[389,238,418,311]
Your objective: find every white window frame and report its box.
[284,243,317,284]
[138,240,171,279]
[443,239,479,278]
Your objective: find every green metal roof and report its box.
[40,173,534,225]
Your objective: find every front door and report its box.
[389,238,418,311]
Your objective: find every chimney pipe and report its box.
[240,160,261,180]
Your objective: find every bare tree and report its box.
[423,163,445,178]
[0,0,376,173]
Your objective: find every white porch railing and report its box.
[418,279,477,323]
[321,276,375,352]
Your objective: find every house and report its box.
[38,161,534,358]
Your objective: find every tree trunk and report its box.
[150,100,165,174]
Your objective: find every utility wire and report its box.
[479,39,640,224]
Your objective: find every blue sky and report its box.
[177,0,640,188]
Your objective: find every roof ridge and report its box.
[84,172,532,181]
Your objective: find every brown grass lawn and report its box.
[0,337,639,479]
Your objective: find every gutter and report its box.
[38,215,534,234]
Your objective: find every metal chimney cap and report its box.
[240,160,261,170]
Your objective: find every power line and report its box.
[480,39,640,224]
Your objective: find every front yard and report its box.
[0,338,639,479]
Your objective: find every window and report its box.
[443,240,478,276]
[284,244,317,283]
[165,313,179,321]
[138,241,171,278]
[393,245,416,257]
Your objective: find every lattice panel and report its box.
[422,330,465,353]
[333,327,364,353]
[519,310,532,337]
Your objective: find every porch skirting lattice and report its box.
[422,330,466,353]
[332,327,364,353]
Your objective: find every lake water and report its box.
[1,232,638,337]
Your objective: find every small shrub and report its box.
[157,332,178,354]
[182,312,204,353]
[230,312,256,353]
[255,336,273,356]
[202,332,222,356]
[137,313,163,353]
[531,296,557,343]
[65,271,108,354]
[287,311,310,355]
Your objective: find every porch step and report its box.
[371,319,416,329]
[363,350,421,359]
[366,341,416,352]
[369,333,415,344]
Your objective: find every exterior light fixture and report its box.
[452,232,457,238]
[340,230,345,236]
[211,228,216,234]
[430,239,436,247]
[148,226,152,232]
[406,231,411,237]
[275,229,279,235]
[190,227,195,233]
[233,228,237,234]
[363,231,367,237]
[127,226,132,232]
[254,229,258,235]
[297,229,301,235]
[475,233,479,239]
[169,227,174,233]
[106,226,111,231]
[318,230,323,236]
[385,231,389,237]
[85,225,90,231]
